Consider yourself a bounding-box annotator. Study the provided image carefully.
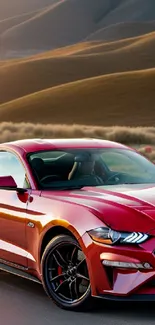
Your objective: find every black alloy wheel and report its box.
[41,235,93,311]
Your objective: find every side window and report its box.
[0,151,30,188]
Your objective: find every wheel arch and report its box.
[40,225,78,261]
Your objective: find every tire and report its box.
[41,234,93,311]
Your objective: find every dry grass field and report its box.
[1,122,155,145]
[0,122,155,162]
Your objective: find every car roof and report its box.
[0,138,129,154]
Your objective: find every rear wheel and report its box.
[41,234,93,311]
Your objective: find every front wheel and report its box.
[41,234,93,311]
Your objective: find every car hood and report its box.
[41,184,155,233]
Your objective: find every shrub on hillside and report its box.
[0,122,155,162]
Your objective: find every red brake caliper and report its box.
[58,266,63,284]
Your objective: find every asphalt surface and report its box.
[0,271,155,325]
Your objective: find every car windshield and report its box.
[27,148,155,189]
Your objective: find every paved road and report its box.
[0,271,155,325]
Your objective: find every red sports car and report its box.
[1,138,155,311]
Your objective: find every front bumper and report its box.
[81,232,155,299]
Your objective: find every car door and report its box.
[0,150,31,268]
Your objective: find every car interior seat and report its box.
[31,157,46,181]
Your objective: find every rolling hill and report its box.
[0,0,102,57]
[0,68,154,126]
[1,0,155,58]
[0,9,44,35]
[86,21,155,42]
[0,0,56,19]
[0,0,155,130]
[97,0,155,27]
[0,32,155,105]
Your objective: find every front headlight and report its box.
[88,227,149,245]
[88,227,121,245]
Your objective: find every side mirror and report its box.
[0,176,17,188]
[0,176,27,193]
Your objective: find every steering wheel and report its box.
[104,172,123,185]
[40,175,61,183]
